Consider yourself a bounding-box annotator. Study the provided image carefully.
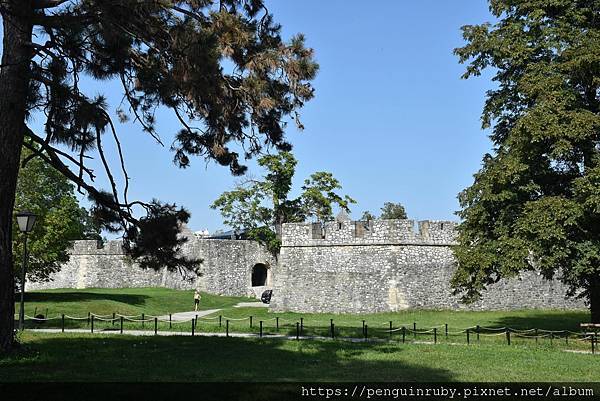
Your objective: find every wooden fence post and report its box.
[413,322,417,340]
[434,328,437,344]
[120,316,123,334]
[296,322,299,340]
[91,315,94,333]
[506,329,511,345]
[154,317,158,335]
[61,314,65,333]
[467,329,470,345]
[389,321,392,340]
[226,320,229,337]
[192,319,195,336]
[276,317,279,331]
[445,323,448,339]
[260,321,263,338]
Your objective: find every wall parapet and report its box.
[281,219,458,247]
[70,240,126,255]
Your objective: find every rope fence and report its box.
[16,312,599,354]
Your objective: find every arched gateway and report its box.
[251,263,269,287]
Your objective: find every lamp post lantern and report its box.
[16,210,36,331]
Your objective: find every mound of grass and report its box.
[18,288,253,319]
[13,288,593,352]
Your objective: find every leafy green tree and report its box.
[14,148,100,284]
[0,0,316,352]
[453,1,600,321]
[360,211,376,221]
[379,202,407,220]
[301,172,355,223]
[211,151,355,252]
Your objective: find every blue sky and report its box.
[3,1,497,233]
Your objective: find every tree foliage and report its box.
[0,0,317,352]
[453,0,600,321]
[13,148,100,283]
[360,202,408,221]
[1,0,317,270]
[379,202,408,220]
[211,151,355,252]
[360,211,376,221]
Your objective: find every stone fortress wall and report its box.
[29,219,586,313]
[269,219,585,313]
[27,233,276,298]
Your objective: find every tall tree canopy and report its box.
[211,151,355,253]
[379,202,408,220]
[360,202,408,221]
[0,0,317,352]
[452,0,600,322]
[360,210,376,221]
[14,147,100,284]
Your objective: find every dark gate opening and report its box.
[251,264,268,287]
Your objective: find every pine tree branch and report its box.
[119,72,164,146]
[23,126,143,225]
[102,109,131,214]
[23,130,96,181]
[94,125,127,227]
[32,0,69,10]
[31,12,99,27]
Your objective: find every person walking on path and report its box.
[194,289,201,311]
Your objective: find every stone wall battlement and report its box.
[70,240,125,255]
[30,219,586,313]
[281,219,458,247]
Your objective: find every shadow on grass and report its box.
[492,310,590,331]
[24,291,149,305]
[0,335,455,383]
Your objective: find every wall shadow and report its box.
[492,310,590,331]
[24,291,149,305]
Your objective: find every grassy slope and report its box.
[19,288,591,330]
[19,288,253,317]
[1,332,599,382]
[16,288,593,344]
[5,288,599,382]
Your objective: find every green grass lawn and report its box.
[1,331,598,382]
[16,288,593,342]
[6,287,598,382]
[19,287,251,318]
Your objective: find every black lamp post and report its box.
[16,210,36,331]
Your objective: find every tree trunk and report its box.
[0,2,33,354]
[590,277,600,324]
